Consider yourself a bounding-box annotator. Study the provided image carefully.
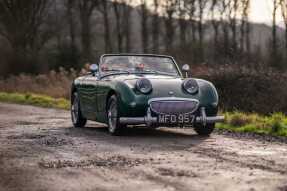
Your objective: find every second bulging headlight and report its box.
[182,78,199,94]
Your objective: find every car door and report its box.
[94,76,112,123]
[76,75,91,117]
[82,74,99,120]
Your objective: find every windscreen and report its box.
[100,55,180,76]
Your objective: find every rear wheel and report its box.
[194,124,214,136]
[71,92,87,128]
[107,95,122,135]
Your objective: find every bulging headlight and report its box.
[183,78,199,94]
[136,78,152,94]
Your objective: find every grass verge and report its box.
[0,92,69,110]
[216,112,287,137]
[1,92,287,137]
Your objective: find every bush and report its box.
[195,65,287,114]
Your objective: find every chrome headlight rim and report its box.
[136,78,153,94]
[182,78,199,94]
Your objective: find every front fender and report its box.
[116,82,149,117]
[197,79,219,116]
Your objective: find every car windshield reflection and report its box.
[100,55,179,76]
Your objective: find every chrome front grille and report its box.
[149,98,199,115]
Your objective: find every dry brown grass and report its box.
[0,68,83,99]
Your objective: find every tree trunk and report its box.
[198,0,206,62]
[125,7,131,52]
[78,0,98,62]
[113,2,123,52]
[179,18,187,48]
[246,20,250,53]
[188,0,196,42]
[165,14,174,53]
[211,0,219,58]
[152,0,159,53]
[101,0,113,52]
[231,0,238,54]
[240,0,250,54]
[67,0,76,50]
[272,0,278,59]
[80,11,92,61]
[141,2,148,53]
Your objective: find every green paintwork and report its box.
[72,55,219,124]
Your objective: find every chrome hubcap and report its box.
[108,101,117,132]
[71,97,79,124]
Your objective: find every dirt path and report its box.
[0,103,287,191]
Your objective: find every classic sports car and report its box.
[71,54,224,135]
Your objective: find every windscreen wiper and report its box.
[104,69,130,74]
[140,70,177,76]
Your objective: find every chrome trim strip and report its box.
[195,116,225,123]
[148,97,199,104]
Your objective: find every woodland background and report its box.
[0,0,287,113]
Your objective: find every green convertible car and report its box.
[71,54,224,135]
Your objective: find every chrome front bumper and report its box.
[119,107,225,127]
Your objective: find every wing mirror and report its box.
[182,64,190,78]
[89,64,98,76]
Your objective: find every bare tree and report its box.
[198,0,208,61]
[229,0,239,53]
[239,0,250,53]
[163,0,177,53]
[272,0,280,60]
[152,0,160,53]
[0,0,50,73]
[280,0,287,50]
[177,0,188,48]
[113,0,132,53]
[113,0,125,52]
[65,0,76,50]
[186,0,197,42]
[123,0,132,52]
[0,0,49,50]
[219,0,231,57]
[139,0,149,53]
[211,0,220,47]
[78,0,98,61]
[98,0,113,52]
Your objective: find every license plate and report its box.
[158,114,195,124]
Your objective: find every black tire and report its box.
[71,92,87,128]
[107,95,122,135]
[194,124,215,136]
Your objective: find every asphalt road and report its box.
[0,103,287,191]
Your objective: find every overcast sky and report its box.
[251,0,283,25]
[132,0,284,26]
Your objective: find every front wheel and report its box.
[107,95,122,135]
[194,124,214,136]
[71,92,87,128]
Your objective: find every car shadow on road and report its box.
[74,125,202,138]
[67,125,210,150]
